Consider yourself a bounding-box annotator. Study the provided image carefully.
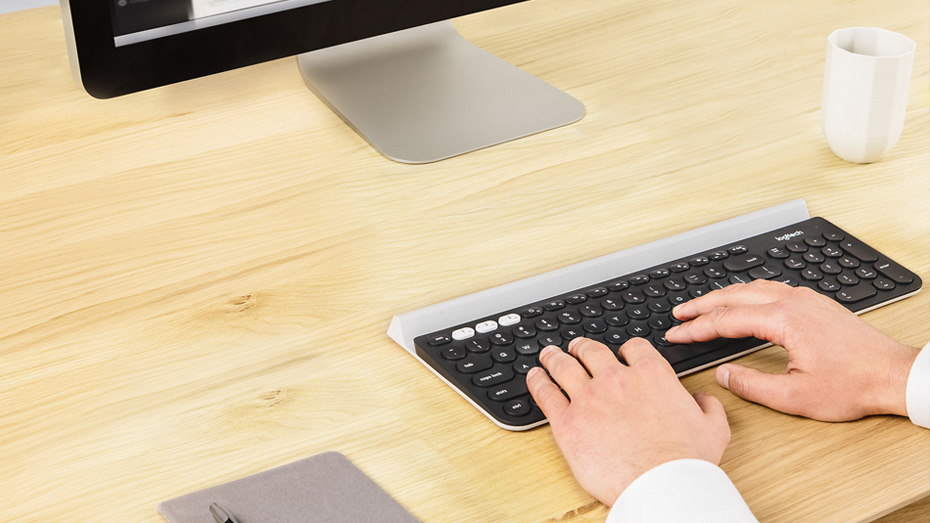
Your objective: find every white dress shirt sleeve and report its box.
[605,459,757,523]
[905,342,930,429]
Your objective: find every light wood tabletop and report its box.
[1,0,927,521]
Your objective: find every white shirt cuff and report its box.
[906,343,930,429]
[606,459,757,523]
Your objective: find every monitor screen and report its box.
[62,0,583,163]
[63,0,528,98]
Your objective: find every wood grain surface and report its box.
[1,0,927,521]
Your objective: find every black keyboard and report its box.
[413,218,922,430]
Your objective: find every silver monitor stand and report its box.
[297,21,585,164]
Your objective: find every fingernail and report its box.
[666,325,679,337]
[526,366,541,380]
[541,345,559,357]
[717,366,730,389]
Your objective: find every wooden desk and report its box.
[1,0,927,521]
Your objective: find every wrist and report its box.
[873,342,920,417]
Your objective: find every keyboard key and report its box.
[428,334,452,346]
[873,278,896,291]
[581,304,603,317]
[709,250,729,261]
[804,236,826,247]
[875,259,914,284]
[498,313,521,326]
[644,284,666,297]
[476,320,498,333]
[604,329,628,345]
[729,274,752,285]
[452,327,475,340]
[724,253,764,272]
[837,273,859,286]
[630,275,650,285]
[856,267,877,280]
[566,293,587,304]
[822,246,843,258]
[457,354,493,374]
[473,368,514,387]
[818,280,840,292]
[535,318,559,331]
[627,306,651,320]
[748,265,782,279]
[490,332,513,346]
[800,268,823,281]
[607,280,630,292]
[587,286,609,298]
[767,246,790,259]
[537,334,562,348]
[513,325,536,338]
[728,245,748,254]
[557,311,581,324]
[602,298,623,310]
[442,345,467,360]
[684,272,708,285]
[583,320,607,334]
[504,398,532,416]
[621,291,645,304]
[803,251,825,264]
[491,347,517,363]
[466,339,490,353]
[786,241,807,253]
[841,240,879,262]
[522,306,544,318]
[836,284,877,303]
[605,313,629,327]
[488,381,527,401]
[838,256,860,268]
[543,300,565,311]
[515,341,538,355]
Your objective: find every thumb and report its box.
[717,363,796,413]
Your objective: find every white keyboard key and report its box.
[498,313,521,326]
[475,320,498,333]
[452,327,475,340]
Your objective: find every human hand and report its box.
[525,337,730,506]
[666,279,920,421]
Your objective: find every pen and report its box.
[209,502,241,523]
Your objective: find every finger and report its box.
[568,337,623,377]
[693,392,731,449]
[526,366,569,421]
[666,302,787,346]
[618,337,666,367]
[673,279,792,321]
[539,345,592,398]
[693,392,728,429]
[716,363,798,414]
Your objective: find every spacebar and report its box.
[659,339,726,365]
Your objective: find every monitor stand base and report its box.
[297,21,585,164]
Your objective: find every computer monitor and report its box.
[61,0,584,163]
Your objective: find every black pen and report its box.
[209,502,241,523]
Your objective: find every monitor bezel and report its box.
[63,0,526,99]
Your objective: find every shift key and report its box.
[874,258,914,284]
[836,283,876,303]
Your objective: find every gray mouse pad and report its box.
[158,452,420,523]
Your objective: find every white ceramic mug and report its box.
[821,27,915,163]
